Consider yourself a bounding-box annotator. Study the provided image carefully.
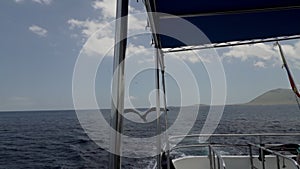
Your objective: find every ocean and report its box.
[1,105,300,168]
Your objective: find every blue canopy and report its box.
[145,0,300,49]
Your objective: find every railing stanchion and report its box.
[218,156,221,169]
[213,151,216,169]
[283,158,286,168]
[209,145,213,169]
[260,146,266,169]
[276,155,280,169]
[249,144,254,169]
[209,145,226,169]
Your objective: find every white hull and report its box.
[173,155,298,169]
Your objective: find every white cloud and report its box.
[92,0,116,18]
[32,0,52,5]
[129,96,137,100]
[81,35,151,58]
[92,0,143,19]
[14,0,24,3]
[67,12,146,39]
[126,44,152,57]
[68,19,112,38]
[174,52,202,63]
[68,18,115,57]
[29,25,48,37]
[67,1,150,58]
[254,61,266,68]
[128,14,147,34]
[224,43,277,61]
[223,41,300,69]
[15,0,52,5]
[137,58,154,64]
[165,49,215,64]
[82,36,114,57]
[280,41,300,69]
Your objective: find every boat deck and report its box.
[174,155,298,169]
[164,134,300,169]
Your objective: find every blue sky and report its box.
[1,0,300,111]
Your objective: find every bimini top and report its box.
[144,0,300,50]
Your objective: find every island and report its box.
[246,88,298,105]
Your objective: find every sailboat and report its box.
[109,0,300,169]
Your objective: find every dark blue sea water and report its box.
[1,105,300,168]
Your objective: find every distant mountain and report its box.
[246,88,298,105]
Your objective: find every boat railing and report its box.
[169,133,300,149]
[166,133,300,169]
[209,145,226,169]
[169,133,300,141]
[168,133,300,152]
[248,143,300,169]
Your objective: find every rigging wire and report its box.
[277,41,300,97]
[294,94,300,111]
[277,41,300,111]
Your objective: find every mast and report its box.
[155,48,162,169]
[109,0,129,168]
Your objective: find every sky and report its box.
[1,0,300,111]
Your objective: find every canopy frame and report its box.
[144,0,300,51]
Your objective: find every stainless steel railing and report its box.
[169,133,300,140]
[169,133,300,150]
[209,145,226,169]
[166,133,300,169]
[248,143,300,169]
